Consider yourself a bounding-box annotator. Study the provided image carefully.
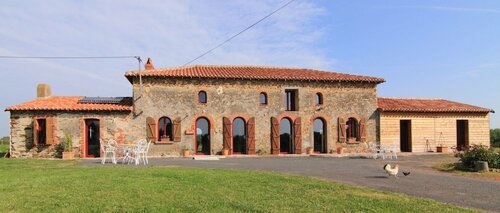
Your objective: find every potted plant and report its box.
[337,147,344,154]
[160,136,170,143]
[62,132,74,159]
[182,148,191,157]
[348,137,357,143]
[436,144,448,153]
[221,148,230,156]
[306,147,314,155]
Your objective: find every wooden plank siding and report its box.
[379,112,490,152]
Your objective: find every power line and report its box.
[0,56,139,59]
[182,0,296,66]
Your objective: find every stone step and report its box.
[192,156,220,161]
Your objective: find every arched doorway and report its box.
[313,118,327,153]
[232,118,247,154]
[196,117,210,155]
[280,118,293,154]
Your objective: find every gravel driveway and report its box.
[81,155,500,212]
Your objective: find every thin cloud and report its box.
[429,6,500,14]
[381,5,500,14]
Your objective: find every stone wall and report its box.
[379,112,490,152]
[9,111,130,158]
[129,77,379,156]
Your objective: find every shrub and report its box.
[53,143,64,158]
[456,145,500,169]
[63,132,73,152]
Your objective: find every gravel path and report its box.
[81,155,500,212]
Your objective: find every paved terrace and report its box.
[81,155,500,212]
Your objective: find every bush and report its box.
[53,143,64,158]
[456,145,500,169]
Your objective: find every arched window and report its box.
[158,117,173,141]
[280,118,293,154]
[198,91,207,103]
[196,117,210,154]
[259,92,268,105]
[232,118,247,154]
[313,118,326,153]
[315,93,323,105]
[346,118,358,141]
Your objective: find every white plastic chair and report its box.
[384,144,398,160]
[100,139,117,164]
[133,139,151,165]
[366,142,386,159]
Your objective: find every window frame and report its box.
[315,92,323,105]
[346,117,359,141]
[198,91,207,104]
[285,89,298,111]
[158,117,173,142]
[259,92,268,105]
[35,118,47,145]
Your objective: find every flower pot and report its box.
[306,147,314,155]
[182,150,190,157]
[336,147,344,154]
[160,137,170,143]
[436,146,448,153]
[62,151,74,160]
[348,138,357,143]
[221,149,229,156]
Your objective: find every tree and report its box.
[491,129,500,148]
[0,136,8,145]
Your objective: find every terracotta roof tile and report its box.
[378,97,494,113]
[5,96,133,112]
[124,65,385,83]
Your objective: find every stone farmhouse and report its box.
[5,59,494,158]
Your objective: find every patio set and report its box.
[365,142,398,160]
[100,139,151,165]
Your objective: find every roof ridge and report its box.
[378,97,444,100]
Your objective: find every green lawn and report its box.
[0,144,8,153]
[0,159,477,212]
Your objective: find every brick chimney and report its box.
[37,84,51,98]
[144,57,155,70]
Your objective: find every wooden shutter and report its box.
[271,117,280,155]
[173,117,182,142]
[146,117,156,142]
[294,117,302,154]
[359,118,367,142]
[223,117,232,151]
[33,118,39,145]
[338,118,346,142]
[247,117,256,154]
[46,117,55,145]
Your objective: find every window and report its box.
[346,118,358,140]
[196,118,210,154]
[313,118,326,153]
[279,118,293,153]
[35,119,47,145]
[158,117,173,141]
[232,118,247,154]
[285,89,298,111]
[198,91,207,103]
[259,92,268,105]
[315,92,323,105]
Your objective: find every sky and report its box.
[0,0,499,136]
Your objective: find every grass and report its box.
[433,163,500,180]
[0,144,8,153]
[0,159,477,213]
